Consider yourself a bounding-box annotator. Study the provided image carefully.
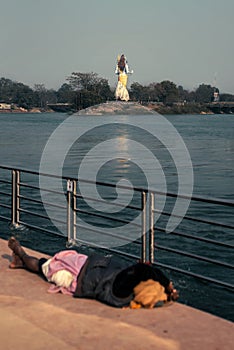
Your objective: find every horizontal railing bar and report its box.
[39,200,66,210]
[0,214,11,221]
[75,208,141,228]
[74,223,137,244]
[19,208,67,225]
[75,224,143,248]
[19,195,42,204]
[0,203,11,209]
[19,182,66,195]
[1,165,233,207]
[155,244,234,269]
[28,186,64,196]
[0,191,11,197]
[106,248,140,261]
[19,182,40,190]
[18,221,66,237]
[18,195,67,210]
[78,178,144,193]
[0,165,63,179]
[153,261,234,290]
[78,182,230,205]
[71,238,141,261]
[0,179,11,184]
[19,208,53,221]
[0,165,141,193]
[70,238,107,250]
[155,209,234,230]
[151,190,234,207]
[79,180,234,206]
[75,193,142,211]
[155,226,234,249]
[72,239,141,261]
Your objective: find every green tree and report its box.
[0,77,37,109]
[33,84,47,108]
[177,85,193,102]
[66,72,113,110]
[130,82,151,102]
[67,72,94,90]
[194,84,216,103]
[147,83,161,102]
[57,83,75,103]
[157,80,179,104]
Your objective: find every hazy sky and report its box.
[1,0,233,93]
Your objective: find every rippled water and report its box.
[0,112,233,321]
[0,112,233,197]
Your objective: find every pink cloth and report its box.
[46,250,88,295]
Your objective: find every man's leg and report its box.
[9,252,24,268]
[8,237,40,273]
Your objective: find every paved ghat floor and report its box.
[0,238,233,350]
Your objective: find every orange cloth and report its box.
[129,279,168,309]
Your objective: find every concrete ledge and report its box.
[0,238,233,349]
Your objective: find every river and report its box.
[0,112,233,321]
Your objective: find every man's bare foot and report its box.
[170,289,179,301]
[166,282,179,301]
[9,253,24,269]
[8,237,27,258]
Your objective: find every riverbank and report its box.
[72,101,215,116]
[0,101,220,115]
[0,107,53,114]
[0,238,233,350]
[146,102,214,115]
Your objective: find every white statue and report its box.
[115,54,133,101]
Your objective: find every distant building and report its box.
[213,89,219,102]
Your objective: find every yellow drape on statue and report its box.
[118,72,128,87]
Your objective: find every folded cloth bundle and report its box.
[130,279,168,309]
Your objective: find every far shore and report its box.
[0,101,233,115]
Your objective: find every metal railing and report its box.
[0,164,233,291]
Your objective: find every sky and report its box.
[0,0,234,93]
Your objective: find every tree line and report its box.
[0,73,234,112]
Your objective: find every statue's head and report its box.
[118,54,126,71]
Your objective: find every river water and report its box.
[0,112,233,321]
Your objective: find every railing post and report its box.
[73,180,77,242]
[66,179,76,247]
[11,170,20,227]
[149,192,155,264]
[67,179,73,245]
[141,191,147,263]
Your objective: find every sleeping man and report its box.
[8,236,178,309]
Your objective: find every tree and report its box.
[194,84,216,103]
[66,72,113,110]
[0,77,37,109]
[157,80,179,104]
[67,72,101,91]
[57,83,75,103]
[33,84,57,109]
[92,78,113,100]
[130,82,151,102]
[147,83,161,102]
[178,85,191,102]
[33,84,47,108]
